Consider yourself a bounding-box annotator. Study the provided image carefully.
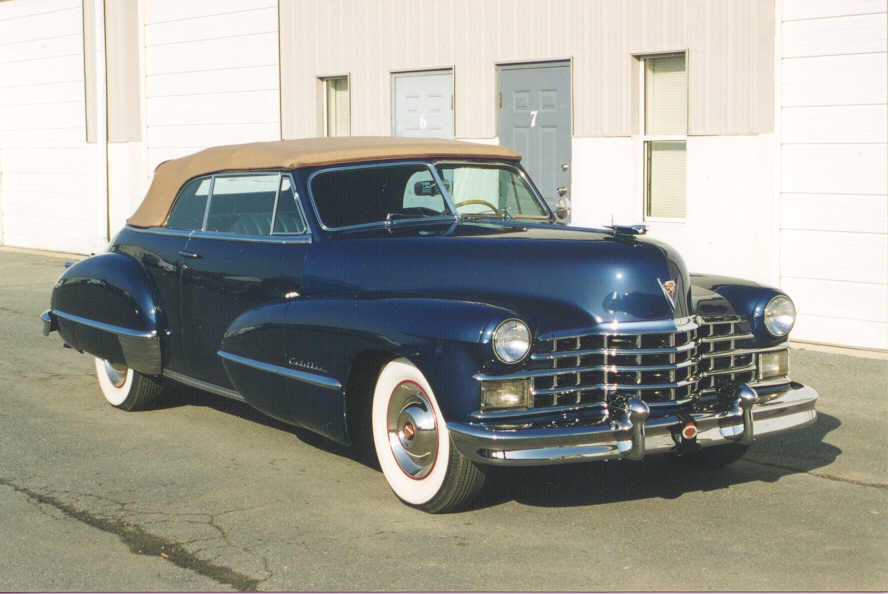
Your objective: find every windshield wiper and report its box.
[384,212,455,227]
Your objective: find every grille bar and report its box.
[514,315,784,409]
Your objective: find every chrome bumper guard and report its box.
[448,383,818,466]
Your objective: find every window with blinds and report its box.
[642,54,686,219]
[322,76,350,137]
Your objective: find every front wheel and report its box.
[371,358,485,513]
[94,358,163,411]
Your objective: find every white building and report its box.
[0,0,885,350]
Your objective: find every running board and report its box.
[162,369,246,403]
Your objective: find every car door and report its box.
[179,172,309,388]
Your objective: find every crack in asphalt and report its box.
[745,458,888,490]
[0,478,270,592]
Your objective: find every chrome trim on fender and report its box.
[162,369,246,403]
[217,350,342,390]
[53,309,157,339]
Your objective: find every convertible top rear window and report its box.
[310,164,451,229]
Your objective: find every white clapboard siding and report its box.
[782,53,887,106]
[782,105,887,143]
[782,144,887,195]
[783,13,887,57]
[781,194,888,234]
[144,0,280,174]
[144,0,275,25]
[783,0,887,21]
[0,0,101,254]
[781,231,888,285]
[779,0,887,350]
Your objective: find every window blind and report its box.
[644,55,687,135]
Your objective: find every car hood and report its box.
[306,221,692,334]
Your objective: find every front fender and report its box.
[49,253,163,374]
[691,273,788,346]
[218,297,520,442]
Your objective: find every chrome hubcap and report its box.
[387,382,438,479]
[102,359,128,388]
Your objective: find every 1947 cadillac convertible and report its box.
[42,137,818,512]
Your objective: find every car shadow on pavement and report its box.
[475,412,842,510]
[157,381,841,512]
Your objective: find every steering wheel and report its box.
[455,199,499,213]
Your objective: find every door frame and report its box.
[495,58,575,137]
[390,66,456,137]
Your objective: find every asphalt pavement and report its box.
[0,247,885,591]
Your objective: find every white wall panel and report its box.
[144,0,275,25]
[0,33,82,64]
[145,33,278,75]
[783,0,886,21]
[782,53,887,106]
[782,277,888,322]
[0,5,79,44]
[571,135,780,286]
[783,13,887,57]
[781,194,888,234]
[144,0,280,175]
[147,122,280,151]
[782,144,887,195]
[145,7,276,46]
[792,315,887,350]
[780,230,887,284]
[0,0,102,254]
[146,91,279,127]
[782,105,887,143]
[146,66,279,98]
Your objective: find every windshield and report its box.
[310,163,454,229]
[434,163,550,219]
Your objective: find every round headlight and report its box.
[492,319,531,363]
[764,295,796,337]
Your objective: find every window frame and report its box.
[319,74,351,137]
[161,171,310,242]
[636,51,688,223]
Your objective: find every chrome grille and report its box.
[530,315,760,409]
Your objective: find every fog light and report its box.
[759,350,789,380]
[480,379,532,411]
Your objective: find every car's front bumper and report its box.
[448,383,818,466]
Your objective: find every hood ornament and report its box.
[657,278,677,310]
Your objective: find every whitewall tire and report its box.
[94,358,163,411]
[371,358,485,513]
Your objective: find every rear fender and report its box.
[49,253,163,375]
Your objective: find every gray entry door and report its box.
[498,62,571,216]
[392,70,454,138]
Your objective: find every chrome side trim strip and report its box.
[127,226,312,245]
[217,350,342,390]
[53,310,157,339]
[162,369,246,403]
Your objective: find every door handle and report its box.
[556,186,568,196]
[178,250,201,259]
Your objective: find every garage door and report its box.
[392,70,454,138]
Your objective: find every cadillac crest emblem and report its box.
[657,278,677,309]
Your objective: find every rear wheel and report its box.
[371,358,485,513]
[94,358,163,411]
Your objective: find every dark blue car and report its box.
[43,137,818,512]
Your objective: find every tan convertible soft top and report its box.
[127,137,521,228]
